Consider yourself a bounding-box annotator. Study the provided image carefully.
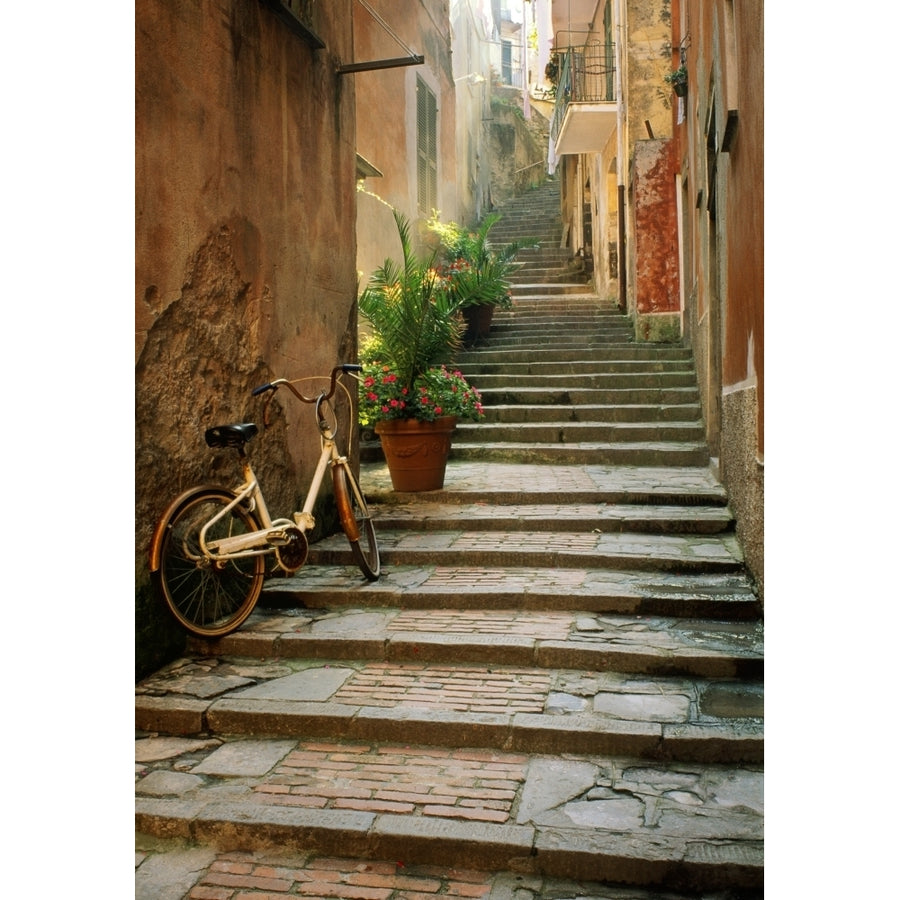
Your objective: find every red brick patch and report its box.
[256,742,527,822]
[190,853,494,899]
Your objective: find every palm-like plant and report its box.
[429,212,537,309]
[359,210,464,398]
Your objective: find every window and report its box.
[416,77,438,214]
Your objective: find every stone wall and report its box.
[488,93,548,208]
[135,0,358,678]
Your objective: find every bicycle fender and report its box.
[147,484,234,572]
[332,468,359,542]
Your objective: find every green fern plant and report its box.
[428,212,537,310]
[358,210,464,398]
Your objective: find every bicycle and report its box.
[148,363,380,638]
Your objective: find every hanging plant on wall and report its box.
[665,65,688,97]
[545,52,560,86]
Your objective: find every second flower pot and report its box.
[375,416,458,491]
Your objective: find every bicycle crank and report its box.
[272,526,308,573]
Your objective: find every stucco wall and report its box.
[673,0,764,599]
[354,0,457,266]
[135,0,358,676]
[722,386,764,599]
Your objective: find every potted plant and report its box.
[358,210,484,491]
[428,212,537,346]
[665,65,688,97]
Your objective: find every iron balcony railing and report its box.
[550,42,616,142]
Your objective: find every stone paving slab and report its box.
[135,735,763,891]
[310,528,744,574]
[136,655,763,763]
[260,564,760,620]
[136,837,763,900]
[358,461,728,501]
[179,606,763,679]
[371,502,733,534]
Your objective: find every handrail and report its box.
[550,42,616,142]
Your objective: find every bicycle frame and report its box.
[194,375,355,569]
[150,362,378,639]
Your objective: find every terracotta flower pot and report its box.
[374,416,458,491]
[462,304,495,346]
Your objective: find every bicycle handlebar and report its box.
[252,363,363,427]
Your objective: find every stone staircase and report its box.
[135,181,763,898]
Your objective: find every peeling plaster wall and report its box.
[632,139,679,327]
[135,0,357,676]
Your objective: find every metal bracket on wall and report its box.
[260,0,326,49]
[337,0,424,74]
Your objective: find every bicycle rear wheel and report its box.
[333,462,380,580]
[152,487,265,637]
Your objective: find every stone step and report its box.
[473,388,702,406]
[135,734,763,891]
[469,372,699,390]
[446,441,711,467]
[457,346,694,363]
[503,292,611,303]
[485,326,634,340]
[361,460,728,504]
[135,652,763,765]
[463,359,697,376]
[477,334,637,349]
[453,421,706,444]
[490,320,628,333]
[308,523,739,573]
[493,308,626,321]
[176,604,763,679]
[257,562,761,620]
[359,438,710,467]
[509,282,593,295]
[510,282,600,294]
[480,403,703,423]
[368,500,731,534]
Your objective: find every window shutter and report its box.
[416,77,437,214]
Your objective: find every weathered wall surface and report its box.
[354,0,456,267]
[488,93,548,208]
[674,0,764,598]
[135,0,357,677]
[632,138,680,338]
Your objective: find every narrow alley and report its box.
[136,180,763,899]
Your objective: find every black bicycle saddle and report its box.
[204,423,259,449]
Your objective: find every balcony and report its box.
[550,43,617,157]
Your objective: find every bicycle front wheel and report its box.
[152,487,265,638]
[333,462,380,580]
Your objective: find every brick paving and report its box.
[255,743,527,823]
[178,850,495,899]
[387,610,570,639]
[332,665,552,715]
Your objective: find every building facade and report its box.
[353,0,459,282]
[135,0,359,676]
[669,0,764,595]
[547,0,763,596]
